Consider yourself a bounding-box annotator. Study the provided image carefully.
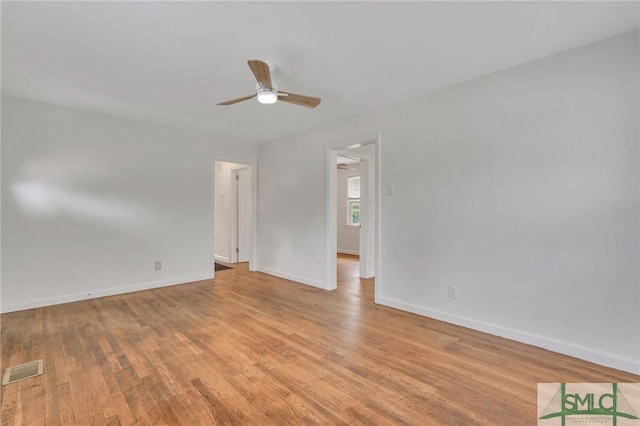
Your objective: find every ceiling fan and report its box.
[337,154,359,170]
[337,163,354,170]
[218,60,321,108]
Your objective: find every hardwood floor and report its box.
[1,254,638,425]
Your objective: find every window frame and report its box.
[346,176,361,228]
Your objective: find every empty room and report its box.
[1,2,639,425]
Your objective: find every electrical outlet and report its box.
[448,285,457,299]
[155,261,162,271]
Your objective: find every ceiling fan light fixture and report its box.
[257,89,278,104]
[218,59,320,108]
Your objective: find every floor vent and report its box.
[2,360,43,385]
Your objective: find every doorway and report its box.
[214,161,253,266]
[326,136,380,298]
[235,167,251,263]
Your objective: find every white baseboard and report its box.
[256,266,328,290]
[337,249,359,256]
[214,255,231,263]
[1,273,213,314]
[377,297,640,376]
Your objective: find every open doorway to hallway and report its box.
[329,140,378,293]
[337,253,375,302]
[338,144,375,280]
[214,161,253,271]
[336,154,361,258]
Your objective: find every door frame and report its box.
[231,166,251,263]
[325,134,382,302]
[212,159,257,276]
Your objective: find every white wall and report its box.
[337,162,361,255]
[214,161,249,262]
[1,96,257,312]
[257,32,640,374]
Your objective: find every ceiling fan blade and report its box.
[217,94,256,106]
[278,91,321,108]
[248,60,272,90]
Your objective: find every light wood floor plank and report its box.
[1,254,638,425]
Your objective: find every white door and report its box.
[236,167,251,262]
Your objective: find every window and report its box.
[347,176,360,226]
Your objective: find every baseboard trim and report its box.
[256,266,328,290]
[378,297,640,375]
[1,273,213,313]
[214,255,231,263]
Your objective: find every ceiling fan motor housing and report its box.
[257,88,278,104]
[256,82,278,104]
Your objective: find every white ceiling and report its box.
[2,2,638,144]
